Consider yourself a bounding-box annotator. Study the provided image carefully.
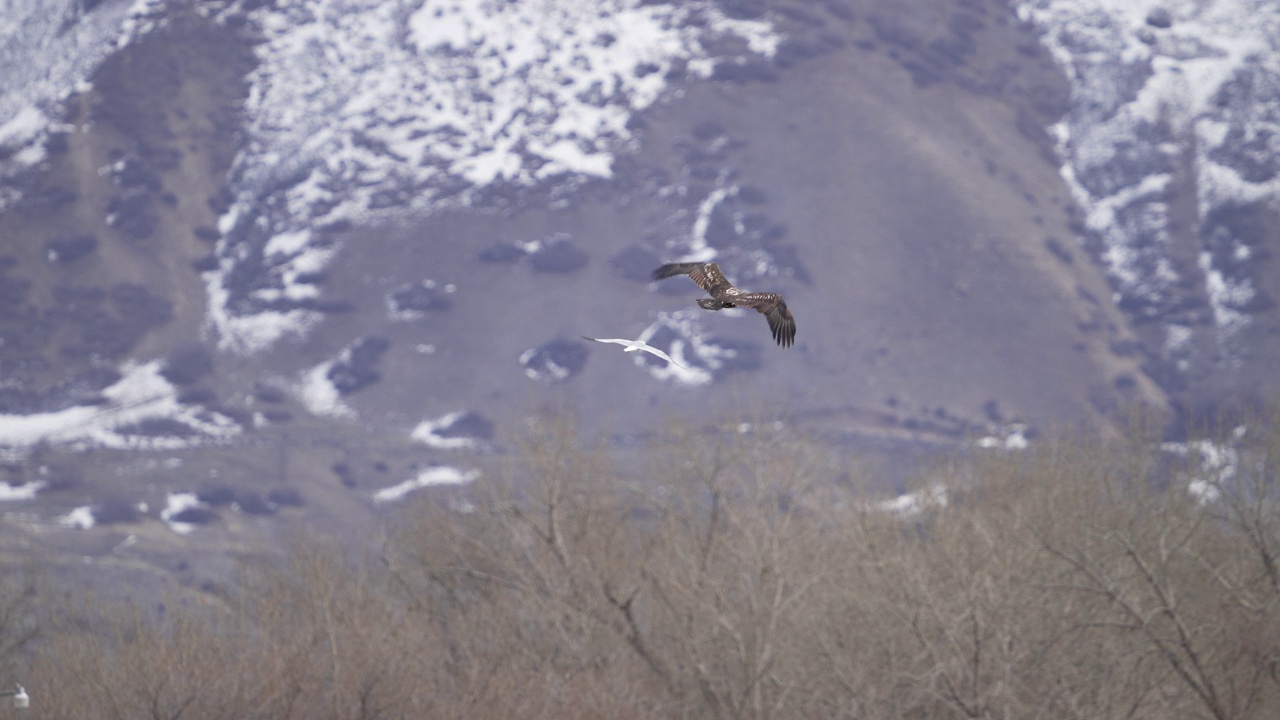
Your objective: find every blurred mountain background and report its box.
[0,0,1277,600]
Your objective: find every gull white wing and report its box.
[582,335,684,368]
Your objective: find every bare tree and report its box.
[1034,429,1280,719]
[0,557,40,675]
[14,407,1280,720]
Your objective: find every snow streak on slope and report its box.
[372,466,478,504]
[207,0,778,353]
[0,0,168,210]
[1017,0,1280,360]
[0,361,241,453]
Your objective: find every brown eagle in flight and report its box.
[652,262,796,347]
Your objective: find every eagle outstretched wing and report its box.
[652,262,733,296]
[736,293,796,348]
[652,262,796,348]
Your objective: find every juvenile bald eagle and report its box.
[652,262,796,347]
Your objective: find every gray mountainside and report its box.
[0,0,1273,596]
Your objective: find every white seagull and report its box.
[582,335,685,368]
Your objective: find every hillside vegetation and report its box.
[3,413,1280,719]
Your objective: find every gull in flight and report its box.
[581,335,685,368]
[652,261,796,347]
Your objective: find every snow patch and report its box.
[633,310,740,386]
[295,362,356,419]
[978,425,1030,450]
[0,361,241,454]
[59,506,96,530]
[160,492,205,535]
[411,411,480,450]
[0,481,44,502]
[876,485,948,517]
[1162,429,1245,505]
[373,466,479,503]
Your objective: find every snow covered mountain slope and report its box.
[0,0,175,210]
[0,0,1172,455]
[1017,0,1280,401]
[207,0,780,353]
